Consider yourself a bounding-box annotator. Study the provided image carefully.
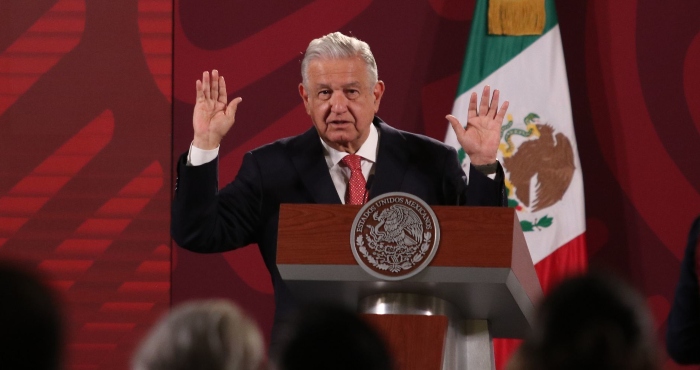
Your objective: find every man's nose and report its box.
[329,92,348,113]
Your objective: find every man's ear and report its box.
[373,80,385,113]
[299,83,311,115]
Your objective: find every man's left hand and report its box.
[446,85,508,165]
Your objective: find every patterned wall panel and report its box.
[562,1,700,368]
[0,1,172,369]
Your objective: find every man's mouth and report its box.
[327,120,351,125]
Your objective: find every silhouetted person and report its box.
[273,304,393,370]
[666,215,700,364]
[0,260,64,370]
[507,273,658,370]
[132,299,264,370]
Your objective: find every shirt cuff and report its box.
[464,162,498,184]
[187,142,219,166]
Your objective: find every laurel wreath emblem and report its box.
[350,193,440,281]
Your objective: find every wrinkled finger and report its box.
[446,114,464,135]
[496,100,509,122]
[195,79,204,102]
[202,71,211,100]
[467,92,478,120]
[218,76,228,105]
[488,89,500,118]
[211,70,220,102]
[479,85,490,116]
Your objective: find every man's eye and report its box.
[346,90,359,98]
[318,90,331,99]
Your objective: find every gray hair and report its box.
[301,32,378,87]
[132,300,264,370]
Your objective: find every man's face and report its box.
[299,57,385,153]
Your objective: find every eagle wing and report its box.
[394,205,423,246]
[532,133,575,211]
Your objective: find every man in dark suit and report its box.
[667,215,700,364]
[171,32,509,340]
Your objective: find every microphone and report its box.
[363,174,375,204]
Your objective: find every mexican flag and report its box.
[444,0,588,366]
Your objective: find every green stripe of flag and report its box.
[457,0,559,95]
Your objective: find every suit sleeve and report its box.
[465,162,507,207]
[442,146,506,207]
[443,148,508,207]
[667,216,700,364]
[171,151,263,253]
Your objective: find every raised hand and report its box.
[192,70,242,150]
[446,86,508,165]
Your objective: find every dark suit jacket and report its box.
[667,215,700,364]
[171,117,506,335]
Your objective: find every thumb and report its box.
[226,97,243,119]
[446,114,464,135]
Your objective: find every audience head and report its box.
[509,272,658,370]
[301,32,378,87]
[274,304,393,370]
[132,299,264,370]
[0,260,64,370]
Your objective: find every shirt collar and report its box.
[321,123,379,167]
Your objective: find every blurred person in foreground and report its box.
[666,215,700,364]
[0,260,64,370]
[132,299,264,370]
[272,304,393,370]
[507,273,659,370]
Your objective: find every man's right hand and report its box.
[193,69,242,150]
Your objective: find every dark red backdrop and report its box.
[1,0,699,369]
[0,0,171,369]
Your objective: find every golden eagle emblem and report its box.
[503,120,575,212]
[456,113,575,231]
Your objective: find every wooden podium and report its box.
[277,204,542,370]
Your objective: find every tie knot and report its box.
[341,154,362,171]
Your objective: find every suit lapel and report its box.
[369,118,409,199]
[288,127,342,204]
[288,118,408,204]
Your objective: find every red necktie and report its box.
[341,154,366,205]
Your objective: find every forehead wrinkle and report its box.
[311,80,362,92]
[306,57,372,89]
[342,81,362,88]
